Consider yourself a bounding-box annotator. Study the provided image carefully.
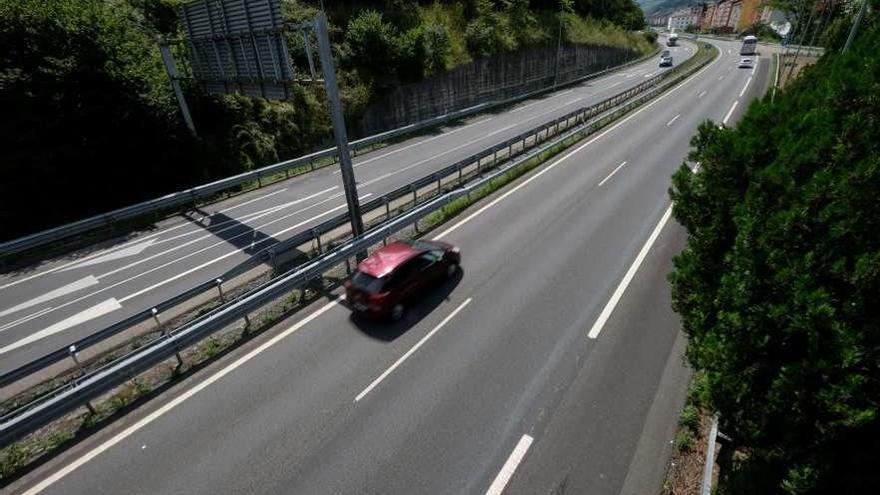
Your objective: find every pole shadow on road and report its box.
[184,208,281,257]
[346,269,464,342]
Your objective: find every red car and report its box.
[344,239,461,320]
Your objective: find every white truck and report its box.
[667,32,679,46]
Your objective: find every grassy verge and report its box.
[662,372,716,495]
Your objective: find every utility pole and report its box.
[314,12,364,238]
[843,0,868,52]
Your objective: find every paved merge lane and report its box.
[0,42,699,373]
[8,39,769,495]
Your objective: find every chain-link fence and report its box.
[360,43,639,135]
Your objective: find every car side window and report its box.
[390,259,420,286]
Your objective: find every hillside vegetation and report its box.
[669,7,880,493]
[0,0,649,241]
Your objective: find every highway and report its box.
[7,38,771,494]
[0,42,699,374]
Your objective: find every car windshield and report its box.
[350,271,387,294]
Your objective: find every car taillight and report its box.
[368,292,388,308]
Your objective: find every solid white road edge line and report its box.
[739,76,752,97]
[434,48,719,240]
[722,100,739,125]
[21,297,343,495]
[354,298,472,402]
[485,434,534,495]
[598,161,628,187]
[587,204,673,339]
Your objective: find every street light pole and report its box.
[315,12,364,238]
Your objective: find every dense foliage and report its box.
[0,0,649,241]
[669,11,880,494]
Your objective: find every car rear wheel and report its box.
[390,303,405,322]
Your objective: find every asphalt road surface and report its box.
[7,38,771,495]
[0,42,700,373]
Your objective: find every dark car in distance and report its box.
[345,240,461,321]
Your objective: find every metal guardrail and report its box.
[0,42,715,446]
[0,48,660,258]
[0,68,668,391]
[700,414,720,495]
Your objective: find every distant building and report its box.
[648,11,670,27]
[667,4,705,31]
[701,2,717,30]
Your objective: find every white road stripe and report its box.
[355,298,472,402]
[485,434,534,495]
[60,239,158,271]
[0,275,98,318]
[510,99,545,114]
[598,161,628,187]
[698,90,707,99]
[434,51,719,240]
[0,307,53,333]
[0,188,295,292]
[739,76,752,97]
[20,297,342,495]
[8,195,361,332]
[666,114,681,127]
[722,100,739,125]
[117,202,352,303]
[717,75,725,80]
[588,204,673,339]
[0,298,122,355]
[97,189,339,280]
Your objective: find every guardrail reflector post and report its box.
[68,345,97,413]
[313,229,322,254]
[215,278,226,302]
[268,248,278,275]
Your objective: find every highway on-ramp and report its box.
[6,38,771,495]
[0,43,698,375]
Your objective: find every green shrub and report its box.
[423,22,452,74]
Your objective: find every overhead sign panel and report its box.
[180,0,295,99]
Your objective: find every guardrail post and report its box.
[215,278,225,303]
[257,175,263,188]
[68,345,96,413]
[457,164,463,183]
[436,174,442,194]
[268,248,278,276]
[310,157,316,171]
[383,196,390,221]
[410,184,417,205]
[345,258,352,274]
[312,229,322,254]
[152,308,183,368]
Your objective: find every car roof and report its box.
[357,241,424,278]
